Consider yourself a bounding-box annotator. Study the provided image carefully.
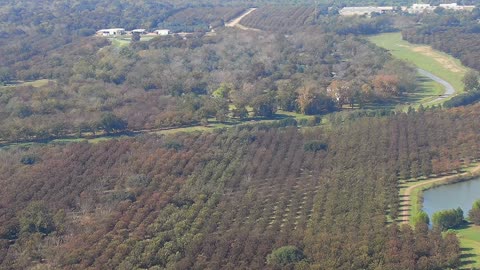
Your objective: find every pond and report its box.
[422,177,480,219]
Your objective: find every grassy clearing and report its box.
[108,36,156,47]
[455,225,480,269]
[2,79,52,89]
[369,32,467,96]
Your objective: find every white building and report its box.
[131,29,147,34]
[96,28,126,36]
[408,4,435,13]
[439,3,476,11]
[339,6,395,16]
[407,3,476,13]
[154,29,170,36]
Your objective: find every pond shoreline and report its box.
[400,162,480,225]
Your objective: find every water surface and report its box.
[423,177,480,219]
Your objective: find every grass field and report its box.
[369,32,467,98]
[455,225,480,269]
[109,36,156,47]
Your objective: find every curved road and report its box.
[417,68,456,105]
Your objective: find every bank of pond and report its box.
[424,177,480,219]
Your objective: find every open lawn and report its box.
[109,36,156,47]
[369,32,467,98]
[455,225,480,268]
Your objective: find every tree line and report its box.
[0,27,417,143]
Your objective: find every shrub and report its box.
[266,246,305,267]
[20,154,38,165]
[432,207,464,230]
[303,141,328,152]
[468,199,480,225]
[412,210,430,226]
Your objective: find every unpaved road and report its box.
[400,164,480,223]
[418,68,456,105]
[225,8,260,31]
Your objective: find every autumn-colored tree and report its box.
[326,80,353,108]
[372,74,400,98]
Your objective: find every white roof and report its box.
[98,28,125,32]
[440,3,458,7]
[412,4,431,7]
[132,29,146,32]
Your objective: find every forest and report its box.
[239,5,397,34]
[3,103,480,269]
[0,22,417,143]
[2,0,480,269]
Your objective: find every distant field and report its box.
[369,32,467,96]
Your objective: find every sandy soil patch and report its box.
[411,45,466,73]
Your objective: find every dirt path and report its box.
[400,164,480,224]
[225,8,261,31]
[417,68,456,105]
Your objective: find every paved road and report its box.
[417,68,456,105]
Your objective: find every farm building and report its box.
[131,29,147,34]
[439,3,476,11]
[96,28,126,36]
[407,3,475,13]
[154,29,170,36]
[407,4,435,13]
[339,6,395,16]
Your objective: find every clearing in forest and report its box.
[225,8,261,31]
[369,32,467,98]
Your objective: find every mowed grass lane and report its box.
[369,32,467,95]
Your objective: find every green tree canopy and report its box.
[100,113,128,133]
[412,210,430,226]
[468,199,480,225]
[266,245,305,267]
[18,202,55,235]
[463,70,479,92]
[252,93,276,118]
[432,207,463,231]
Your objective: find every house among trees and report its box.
[96,28,126,36]
[154,29,170,36]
